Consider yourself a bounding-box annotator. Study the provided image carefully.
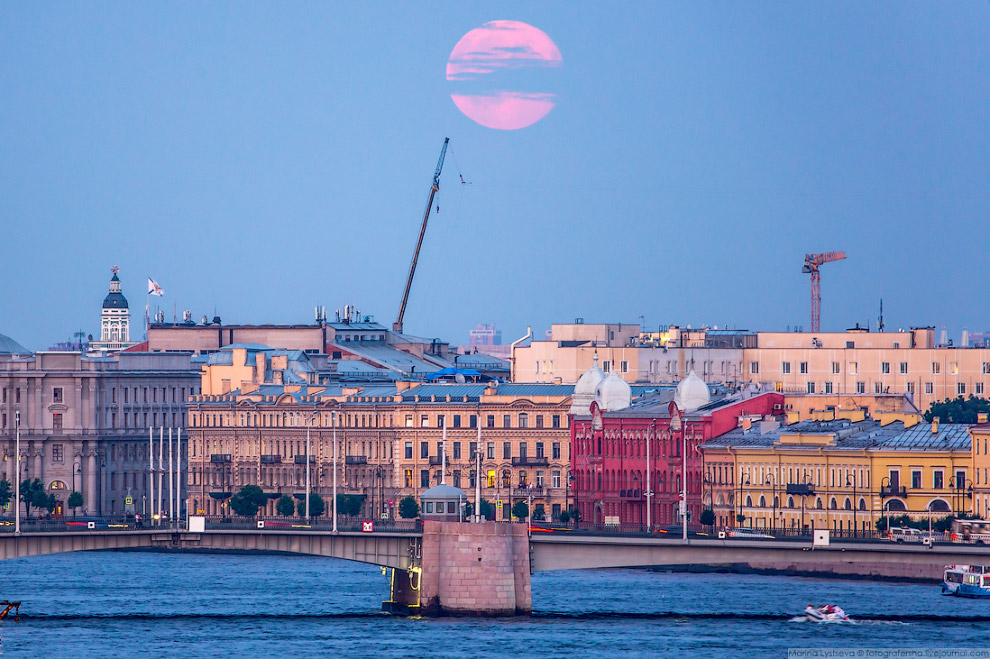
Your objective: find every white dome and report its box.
[674,370,710,412]
[595,371,631,412]
[569,353,606,415]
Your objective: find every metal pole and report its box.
[14,411,20,535]
[176,427,182,524]
[332,411,337,534]
[158,427,164,527]
[305,418,311,521]
[149,426,154,525]
[682,425,688,541]
[646,422,652,532]
[441,420,447,485]
[168,427,174,528]
[475,424,481,523]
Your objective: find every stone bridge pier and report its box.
[383,521,531,616]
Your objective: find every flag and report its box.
[148,278,164,297]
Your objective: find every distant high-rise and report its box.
[469,323,502,347]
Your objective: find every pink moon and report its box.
[446,20,563,131]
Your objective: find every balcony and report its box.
[511,456,549,467]
[260,454,282,464]
[210,454,232,463]
[785,483,815,496]
[294,455,315,465]
[345,455,368,465]
[428,456,445,466]
[618,488,643,500]
[512,486,546,497]
[881,485,907,497]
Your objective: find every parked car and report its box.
[726,528,775,540]
[887,527,923,543]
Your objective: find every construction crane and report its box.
[393,137,449,334]
[802,251,846,333]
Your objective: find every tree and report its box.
[511,500,529,521]
[297,493,325,517]
[0,480,11,510]
[924,395,990,423]
[229,485,268,517]
[276,495,295,517]
[42,493,57,515]
[20,479,44,518]
[398,495,419,519]
[700,508,716,529]
[68,491,83,519]
[557,510,571,525]
[336,494,365,517]
[532,504,545,521]
[736,513,746,524]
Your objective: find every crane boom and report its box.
[802,251,847,333]
[394,137,449,334]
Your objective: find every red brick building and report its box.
[569,367,782,527]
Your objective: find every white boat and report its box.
[942,565,990,598]
[804,604,850,622]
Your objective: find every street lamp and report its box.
[305,412,316,521]
[72,461,82,517]
[332,410,338,534]
[645,421,654,533]
[736,473,750,528]
[765,474,776,532]
[846,476,858,536]
[949,477,974,516]
[14,410,20,535]
[880,476,892,534]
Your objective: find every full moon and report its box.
[446,20,563,131]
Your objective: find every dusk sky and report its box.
[2,4,988,351]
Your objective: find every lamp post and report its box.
[880,476,891,534]
[736,471,750,528]
[305,412,315,522]
[14,410,20,535]
[645,421,654,533]
[766,474,776,532]
[949,477,974,517]
[846,476,857,536]
[72,461,81,518]
[332,410,338,534]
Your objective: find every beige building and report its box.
[515,323,988,413]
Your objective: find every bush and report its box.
[68,491,83,518]
[276,495,295,517]
[0,480,11,509]
[335,494,365,517]
[511,500,529,521]
[700,508,716,527]
[230,485,268,517]
[297,493,326,517]
[558,510,571,524]
[532,504,545,521]
[398,495,419,519]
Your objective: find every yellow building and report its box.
[701,411,973,533]
[970,417,990,519]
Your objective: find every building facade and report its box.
[89,266,136,353]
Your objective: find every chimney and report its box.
[740,417,753,431]
[979,413,989,424]
[931,416,940,434]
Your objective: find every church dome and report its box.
[103,272,128,309]
[595,371,631,412]
[0,333,30,355]
[569,353,606,415]
[674,370,710,412]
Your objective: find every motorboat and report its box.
[803,604,850,622]
[942,565,990,598]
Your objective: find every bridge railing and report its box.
[0,515,423,535]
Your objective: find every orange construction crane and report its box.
[802,251,846,333]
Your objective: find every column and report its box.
[86,445,98,515]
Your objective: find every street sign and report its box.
[381,512,388,520]
[125,497,133,505]
[362,521,374,533]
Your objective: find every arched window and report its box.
[745,495,753,507]
[787,496,795,508]
[928,499,951,513]
[844,497,852,510]
[885,499,906,512]
[858,498,866,511]
[758,495,766,508]
[816,497,823,510]
[829,497,837,510]
[49,480,67,491]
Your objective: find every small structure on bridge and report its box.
[419,484,468,522]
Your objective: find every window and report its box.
[421,470,430,488]
[933,470,944,489]
[984,362,990,375]
[749,362,759,374]
[849,362,858,375]
[469,441,477,458]
[824,382,833,394]
[487,442,495,459]
[453,470,461,488]
[881,362,890,374]
[536,471,545,487]
[535,415,544,429]
[424,502,433,513]
[53,413,63,429]
[951,362,959,375]
[956,470,966,488]
[52,444,64,462]
[404,442,412,459]
[552,470,561,488]
[552,442,561,460]
[552,415,561,429]
[900,362,908,374]
[620,361,628,374]
[487,470,496,488]
[536,442,545,458]
[420,442,429,459]
[925,382,934,394]
[978,383,985,395]
[53,387,63,403]
[907,382,915,394]
[855,381,865,394]
[469,415,477,428]
[453,442,461,459]
[437,415,445,428]
[831,362,840,374]
[800,362,809,374]
[932,362,941,375]
[503,442,511,460]
[519,413,529,428]
[452,415,461,428]
[874,382,883,394]
[421,415,429,428]
[911,470,921,489]
[781,362,791,374]
[405,415,413,428]
[404,470,413,488]
[958,383,967,395]
[503,415,511,428]
[518,442,527,458]
[806,382,816,394]
[602,361,610,373]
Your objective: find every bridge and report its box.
[3,521,989,616]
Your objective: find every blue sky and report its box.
[2,3,988,350]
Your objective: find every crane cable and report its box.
[444,146,471,225]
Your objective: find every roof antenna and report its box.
[878,298,885,333]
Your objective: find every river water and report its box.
[1,551,988,658]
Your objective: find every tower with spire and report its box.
[90,265,136,352]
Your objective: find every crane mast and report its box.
[802,251,847,333]
[394,137,449,334]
